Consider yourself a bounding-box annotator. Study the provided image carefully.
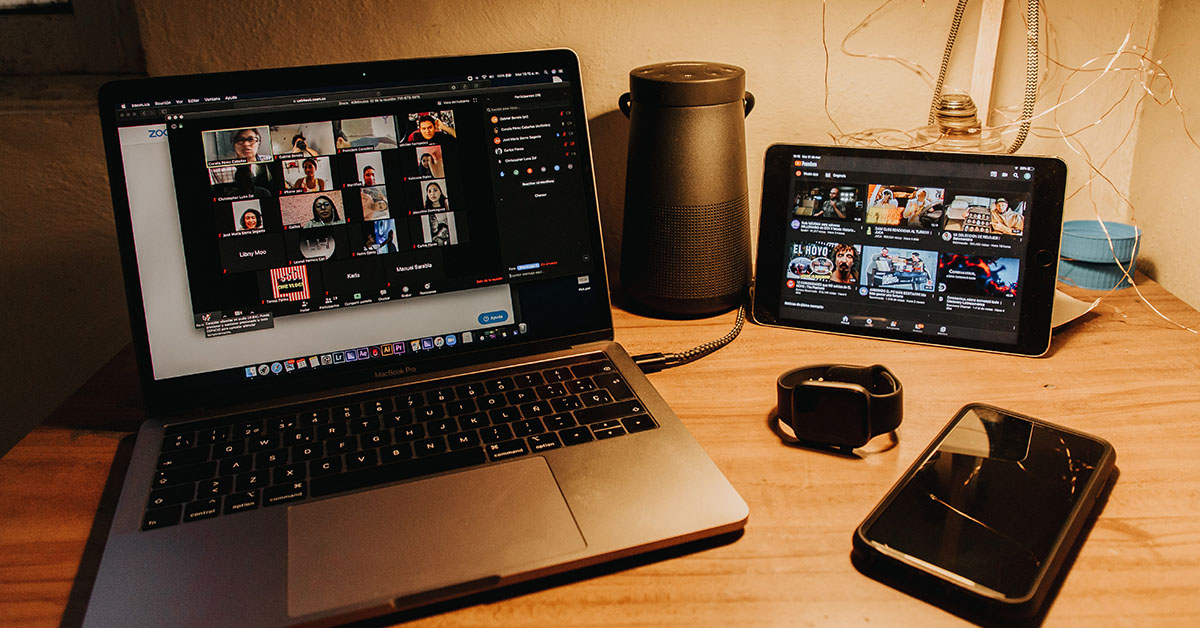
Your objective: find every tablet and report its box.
[753,144,1066,356]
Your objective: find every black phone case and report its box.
[851,403,1116,622]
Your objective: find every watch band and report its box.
[776,364,903,449]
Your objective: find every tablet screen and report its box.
[753,145,1066,356]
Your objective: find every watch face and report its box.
[791,382,872,448]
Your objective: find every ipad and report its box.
[753,144,1066,356]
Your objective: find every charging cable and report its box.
[631,304,746,374]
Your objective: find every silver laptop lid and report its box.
[98,50,612,415]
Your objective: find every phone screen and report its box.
[859,405,1109,599]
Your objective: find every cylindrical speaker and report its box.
[619,61,753,317]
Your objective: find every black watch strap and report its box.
[776,364,903,448]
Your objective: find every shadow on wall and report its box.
[588,109,630,291]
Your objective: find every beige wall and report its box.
[1130,0,1200,307]
[2,0,1194,454]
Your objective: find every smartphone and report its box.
[852,404,1116,620]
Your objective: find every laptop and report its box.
[87,49,748,627]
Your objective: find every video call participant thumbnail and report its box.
[256,263,325,305]
[232,199,264,232]
[356,152,385,186]
[354,219,400,256]
[217,233,287,274]
[334,116,400,151]
[270,122,336,157]
[360,186,390,221]
[279,191,346,229]
[415,145,445,178]
[209,163,278,200]
[284,227,348,265]
[415,211,459,247]
[320,258,386,300]
[405,112,456,145]
[383,248,443,290]
[283,157,332,192]
[417,178,450,211]
[204,127,274,165]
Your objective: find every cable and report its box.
[1007,0,1040,153]
[632,304,746,374]
[929,0,970,126]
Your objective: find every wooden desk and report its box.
[3,279,1199,626]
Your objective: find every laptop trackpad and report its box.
[287,456,586,618]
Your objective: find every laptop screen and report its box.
[100,50,611,409]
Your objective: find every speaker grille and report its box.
[641,194,750,300]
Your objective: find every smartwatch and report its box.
[776,364,903,449]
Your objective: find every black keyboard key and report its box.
[559,427,594,446]
[383,410,414,427]
[235,421,263,439]
[272,463,306,484]
[565,378,597,394]
[622,415,658,433]
[395,393,424,409]
[157,446,209,470]
[256,448,289,467]
[580,389,614,407]
[426,388,455,404]
[212,441,246,459]
[142,505,182,531]
[153,461,216,488]
[345,449,379,470]
[415,436,447,457]
[236,471,267,491]
[477,394,506,411]
[162,433,193,450]
[417,405,445,421]
[380,443,413,463]
[543,367,572,382]
[325,436,359,456]
[536,383,568,399]
[264,481,307,506]
[310,456,343,477]
[184,498,221,523]
[485,377,515,394]
[592,422,627,440]
[575,400,645,425]
[291,443,322,462]
[551,396,583,412]
[198,477,232,497]
[427,419,457,436]
[360,430,392,449]
[485,439,528,461]
[363,398,393,415]
[269,416,297,433]
[514,371,544,387]
[544,413,576,430]
[571,361,614,377]
[333,405,361,421]
[218,455,252,476]
[480,424,514,443]
[488,407,520,424]
[350,416,380,434]
[447,431,480,450]
[395,424,425,441]
[506,389,536,405]
[317,423,348,440]
[519,400,553,418]
[447,399,477,416]
[455,382,485,398]
[298,408,329,425]
[595,374,635,400]
[283,428,315,445]
[459,412,489,430]
[198,426,230,445]
[309,449,486,498]
[247,433,280,452]
[513,418,545,437]
[147,483,194,509]
[527,432,562,452]
[224,490,259,515]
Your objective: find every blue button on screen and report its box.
[478,310,509,324]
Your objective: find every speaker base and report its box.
[619,289,744,319]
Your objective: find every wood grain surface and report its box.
[2,279,1198,627]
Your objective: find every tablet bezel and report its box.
[753,144,1066,356]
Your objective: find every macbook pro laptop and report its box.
[87,49,748,627]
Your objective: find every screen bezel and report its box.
[753,143,1066,357]
[97,49,613,416]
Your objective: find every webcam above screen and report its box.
[753,144,1066,357]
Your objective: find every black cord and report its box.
[631,304,746,374]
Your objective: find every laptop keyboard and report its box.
[142,355,657,531]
